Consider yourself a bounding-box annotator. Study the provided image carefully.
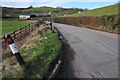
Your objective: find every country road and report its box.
[53,23,119,78]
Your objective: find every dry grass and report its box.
[2,24,61,78]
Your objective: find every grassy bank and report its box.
[2,25,61,78]
[64,4,119,17]
[2,21,30,35]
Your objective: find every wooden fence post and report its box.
[3,35,6,42]
[20,28,22,35]
[29,24,30,30]
[14,31,16,39]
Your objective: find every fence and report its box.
[1,21,41,59]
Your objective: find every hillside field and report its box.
[64,4,119,17]
[2,21,30,35]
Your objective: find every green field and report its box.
[64,4,119,17]
[2,21,30,35]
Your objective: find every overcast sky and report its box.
[0,0,119,9]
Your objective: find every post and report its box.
[50,22,55,33]
[3,35,6,43]
[20,28,22,34]
[14,31,16,39]
[50,22,52,30]
[29,24,31,30]
[5,34,25,66]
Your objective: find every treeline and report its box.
[2,6,88,18]
[2,7,23,18]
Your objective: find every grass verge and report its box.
[2,25,61,79]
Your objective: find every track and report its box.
[53,23,119,78]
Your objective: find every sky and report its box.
[0,0,119,9]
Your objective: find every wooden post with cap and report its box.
[50,22,52,30]
[50,22,55,33]
[5,34,25,66]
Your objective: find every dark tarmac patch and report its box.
[52,37,76,79]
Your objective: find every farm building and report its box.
[30,13,51,17]
[19,15,30,19]
[19,13,51,19]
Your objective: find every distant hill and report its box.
[2,7,23,18]
[22,7,85,17]
[2,6,85,18]
[23,7,58,12]
[64,4,119,17]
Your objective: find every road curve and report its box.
[53,23,119,78]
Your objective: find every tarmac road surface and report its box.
[53,23,119,78]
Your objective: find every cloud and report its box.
[39,0,65,7]
[0,0,66,8]
[0,2,32,8]
[1,0,119,2]
[0,0,118,8]
[36,0,118,8]
[1,0,33,2]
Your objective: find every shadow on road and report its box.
[53,39,76,79]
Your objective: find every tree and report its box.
[27,5,33,9]
[84,8,89,11]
